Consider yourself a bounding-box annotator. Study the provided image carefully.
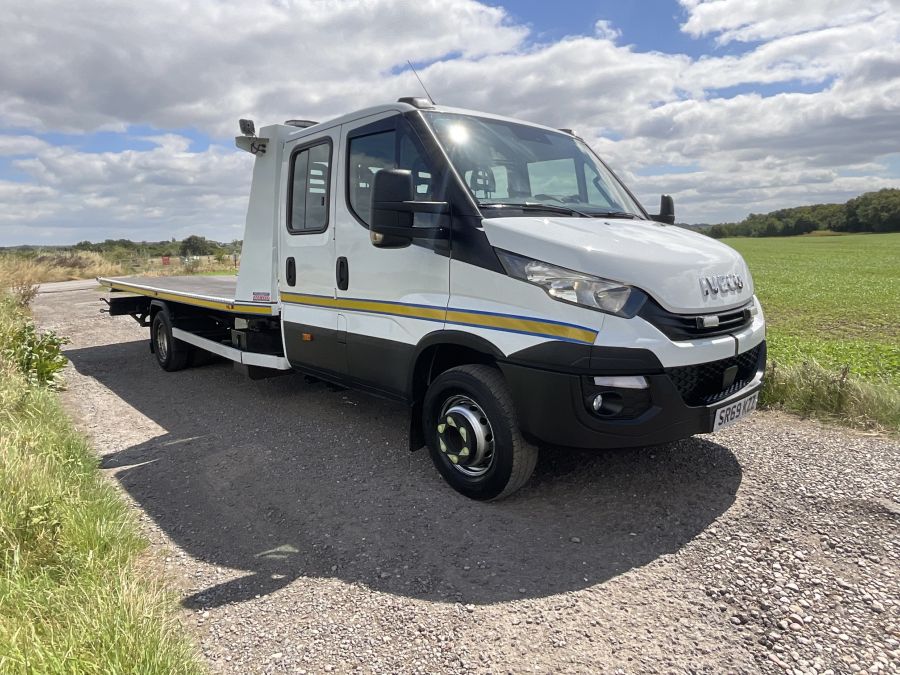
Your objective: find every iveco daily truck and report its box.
[100,97,766,500]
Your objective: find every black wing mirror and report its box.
[651,194,675,224]
[370,169,449,247]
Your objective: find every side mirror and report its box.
[370,169,449,248]
[239,118,255,136]
[652,194,675,225]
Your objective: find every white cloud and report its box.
[3,137,252,244]
[594,20,621,42]
[0,0,898,242]
[0,0,526,135]
[679,0,896,44]
[0,136,50,156]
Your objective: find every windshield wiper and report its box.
[479,201,593,218]
[591,210,639,219]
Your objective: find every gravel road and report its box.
[33,284,899,674]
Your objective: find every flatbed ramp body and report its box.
[98,275,277,315]
[98,275,289,372]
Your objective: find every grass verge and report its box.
[0,293,202,674]
[762,360,899,435]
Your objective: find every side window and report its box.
[348,120,442,227]
[288,141,331,233]
[399,132,435,200]
[348,131,396,226]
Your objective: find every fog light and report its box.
[591,394,604,412]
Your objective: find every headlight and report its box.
[496,250,646,317]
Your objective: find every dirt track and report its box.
[34,283,899,674]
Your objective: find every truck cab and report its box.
[105,98,766,501]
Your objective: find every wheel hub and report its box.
[155,322,168,361]
[437,396,494,476]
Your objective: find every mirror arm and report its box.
[372,225,448,239]
[372,200,450,215]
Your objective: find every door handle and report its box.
[336,257,349,291]
[286,257,296,286]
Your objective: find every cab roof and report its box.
[270,100,572,143]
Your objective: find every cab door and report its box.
[279,128,346,376]
[333,112,451,397]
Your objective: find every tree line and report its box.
[70,235,242,258]
[699,188,900,239]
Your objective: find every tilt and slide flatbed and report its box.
[99,275,292,378]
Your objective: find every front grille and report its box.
[640,298,753,341]
[666,344,763,406]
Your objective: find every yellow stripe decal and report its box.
[280,292,597,344]
[105,281,275,315]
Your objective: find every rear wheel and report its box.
[151,310,190,372]
[423,364,538,501]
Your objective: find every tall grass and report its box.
[0,249,238,284]
[0,293,202,674]
[762,360,899,434]
[0,251,125,286]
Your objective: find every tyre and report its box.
[423,364,538,501]
[151,310,190,372]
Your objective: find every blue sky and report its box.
[1,0,898,244]
[496,0,734,56]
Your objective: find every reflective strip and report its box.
[280,292,598,344]
[104,281,275,315]
[444,308,596,344]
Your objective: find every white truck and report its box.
[100,97,766,500]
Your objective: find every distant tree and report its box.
[179,235,215,256]
[845,188,900,233]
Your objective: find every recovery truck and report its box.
[100,97,766,500]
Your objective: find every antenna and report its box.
[407,60,435,104]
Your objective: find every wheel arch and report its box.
[406,331,506,451]
[409,331,505,401]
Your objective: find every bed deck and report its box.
[98,275,277,315]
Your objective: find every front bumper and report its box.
[500,341,766,449]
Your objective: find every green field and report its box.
[724,233,899,386]
[722,233,898,432]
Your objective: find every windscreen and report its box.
[422,112,644,218]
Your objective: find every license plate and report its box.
[712,392,758,432]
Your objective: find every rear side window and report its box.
[288,141,331,233]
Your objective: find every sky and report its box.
[1,0,899,245]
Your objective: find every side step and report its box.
[171,327,291,371]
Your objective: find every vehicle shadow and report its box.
[66,340,742,608]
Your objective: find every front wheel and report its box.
[423,365,538,501]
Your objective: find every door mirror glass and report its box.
[652,194,675,224]
[370,170,415,247]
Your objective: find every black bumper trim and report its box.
[500,340,766,449]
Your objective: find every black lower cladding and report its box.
[283,321,414,400]
[500,340,766,449]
